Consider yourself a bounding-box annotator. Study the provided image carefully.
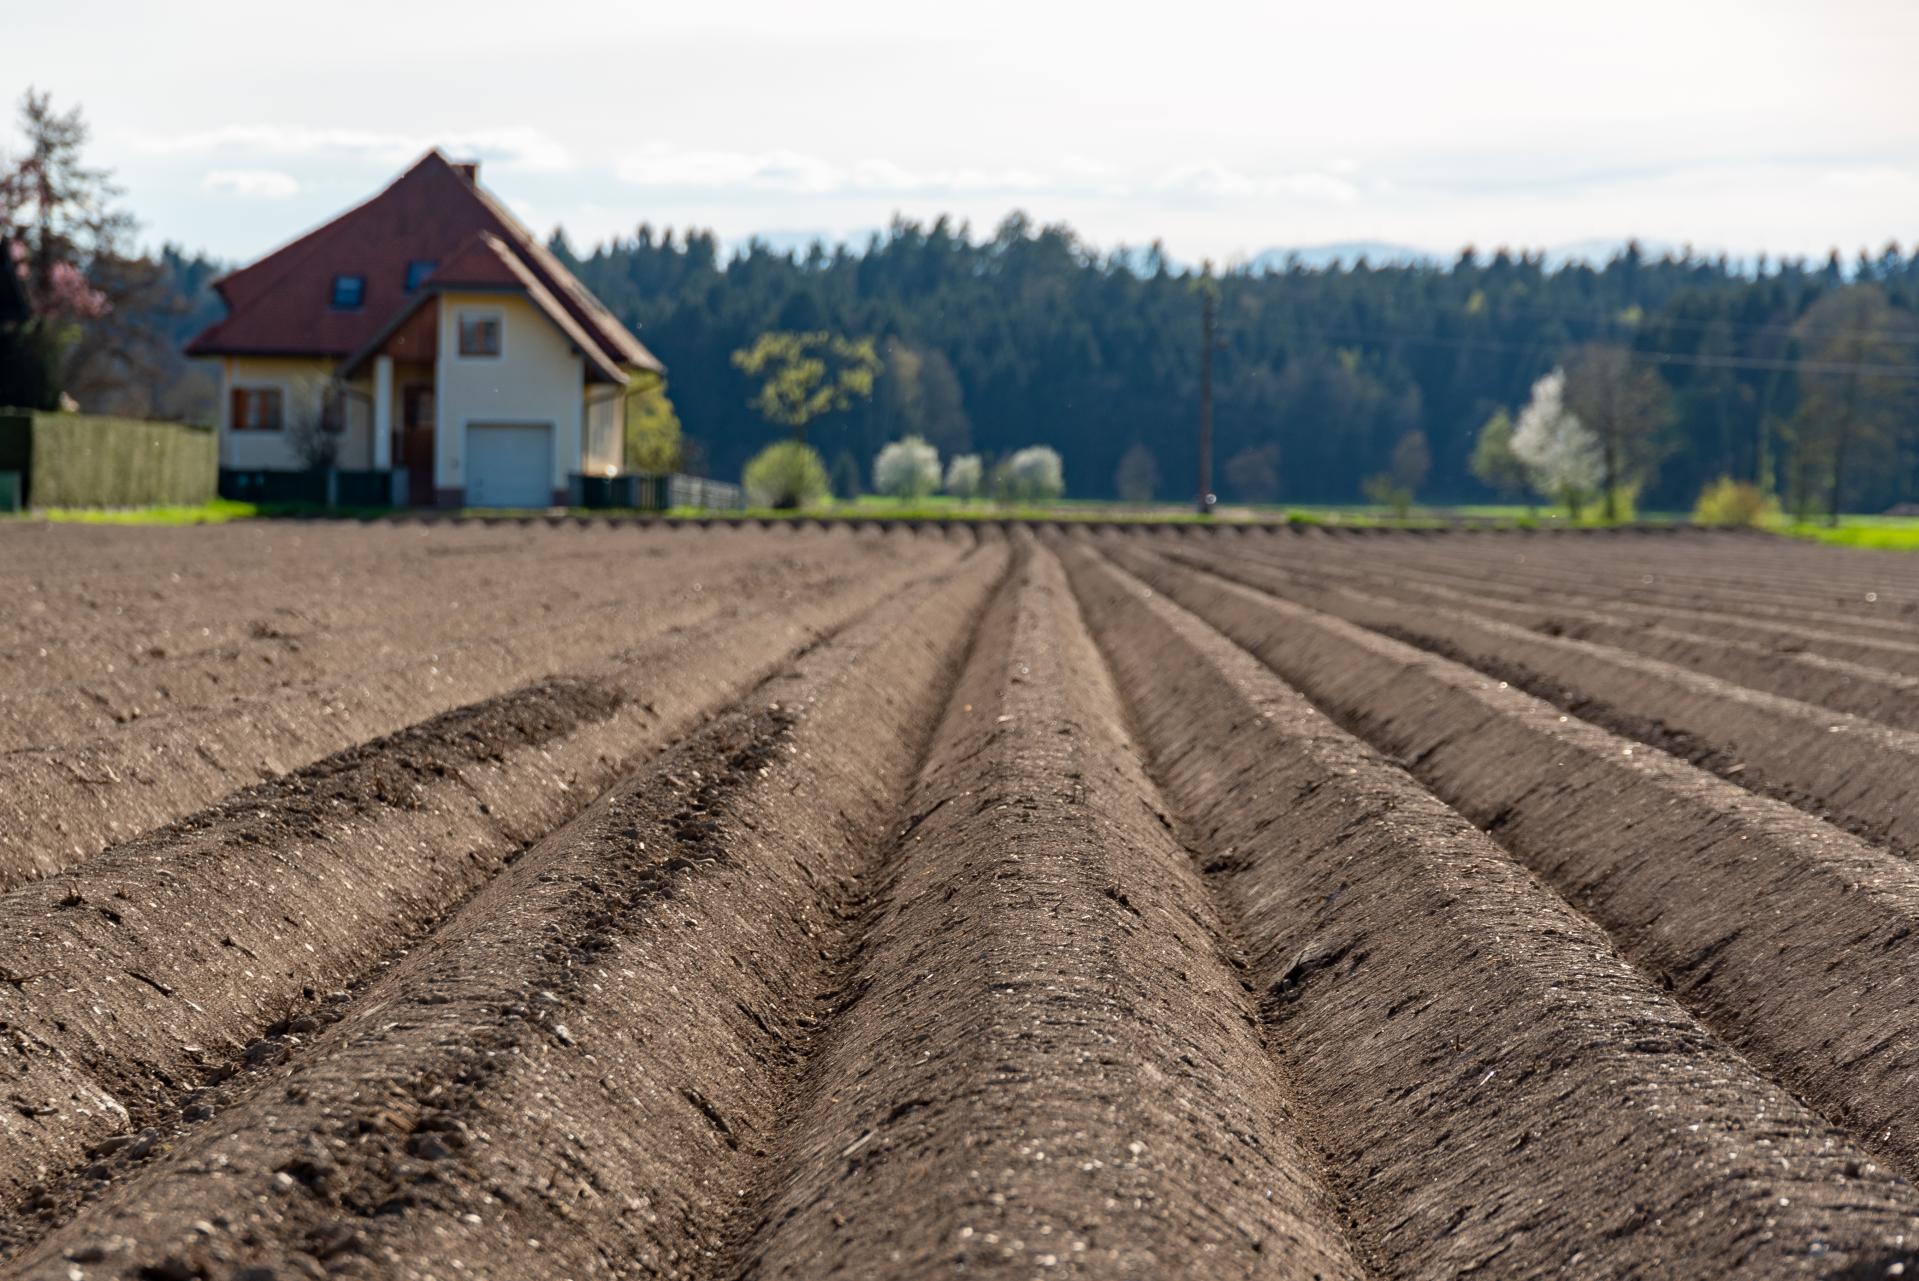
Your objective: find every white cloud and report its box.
[1152,165,1360,203]
[134,124,572,173]
[616,144,1059,196]
[202,169,300,199]
[614,145,1365,209]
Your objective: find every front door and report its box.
[400,383,435,506]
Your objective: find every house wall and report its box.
[220,356,374,470]
[434,292,585,502]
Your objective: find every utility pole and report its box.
[1196,261,1217,516]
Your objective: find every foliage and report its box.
[992,445,1065,504]
[1114,442,1160,502]
[0,90,180,413]
[943,453,983,499]
[1692,476,1780,527]
[1511,370,1603,519]
[829,449,862,499]
[1469,409,1532,502]
[1787,286,1916,525]
[741,440,831,509]
[624,376,683,473]
[565,222,1919,511]
[1562,343,1671,521]
[878,339,971,456]
[1224,444,1281,503]
[1361,430,1430,517]
[730,331,879,441]
[872,434,942,499]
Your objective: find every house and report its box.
[187,150,662,507]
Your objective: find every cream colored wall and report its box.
[220,356,373,469]
[434,293,586,493]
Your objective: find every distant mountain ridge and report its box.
[1240,238,1754,274]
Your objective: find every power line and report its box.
[1265,321,1919,380]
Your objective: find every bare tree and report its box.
[286,374,345,470]
[1562,344,1670,522]
[1789,285,1915,525]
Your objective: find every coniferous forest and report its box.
[23,210,1919,514]
[550,219,1919,512]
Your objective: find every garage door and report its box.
[465,423,553,508]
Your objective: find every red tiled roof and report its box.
[185,150,661,378]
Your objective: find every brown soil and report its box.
[0,523,933,879]
[2,523,1919,1279]
[1148,540,1919,855]
[728,543,1361,1279]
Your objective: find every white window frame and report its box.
[456,308,505,361]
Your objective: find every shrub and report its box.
[873,435,941,500]
[743,440,831,510]
[944,453,984,499]
[624,378,683,473]
[993,446,1065,504]
[1361,473,1413,519]
[1114,442,1159,502]
[1693,476,1779,527]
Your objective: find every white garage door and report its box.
[465,423,553,508]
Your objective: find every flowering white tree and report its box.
[873,435,942,499]
[943,453,983,500]
[1511,370,1602,519]
[995,446,1065,504]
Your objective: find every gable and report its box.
[186,151,660,376]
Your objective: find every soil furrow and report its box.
[1287,534,1919,631]
[1150,542,1919,856]
[1103,535,1919,1184]
[1197,545,1919,717]
[724,541,1365,1280]
[0,536,930,880]
[0,527,836,742]
[0,539,961,1231]
[0,538,1009,1281]
[1210,536,1919,678]
[1063,540,1919,1280]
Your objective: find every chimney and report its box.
[451,161,479,184]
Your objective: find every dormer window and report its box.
[404,260,437,291]
[330,274,366,309]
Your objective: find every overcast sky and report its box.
[4,0,1915,267]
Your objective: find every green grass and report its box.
[28,499,261,525]
[1779,518,1919,551]
[15,493,1919,551]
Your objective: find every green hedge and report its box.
[0,410,217,509]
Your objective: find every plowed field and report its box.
[3,518,1918,1280]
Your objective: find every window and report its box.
[458,312,502,358]
[230,387,284,431]
[404,259,438,291]
[330,274,366,309]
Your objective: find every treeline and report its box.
[556,219,1919,511]
[12,76,1914,513]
